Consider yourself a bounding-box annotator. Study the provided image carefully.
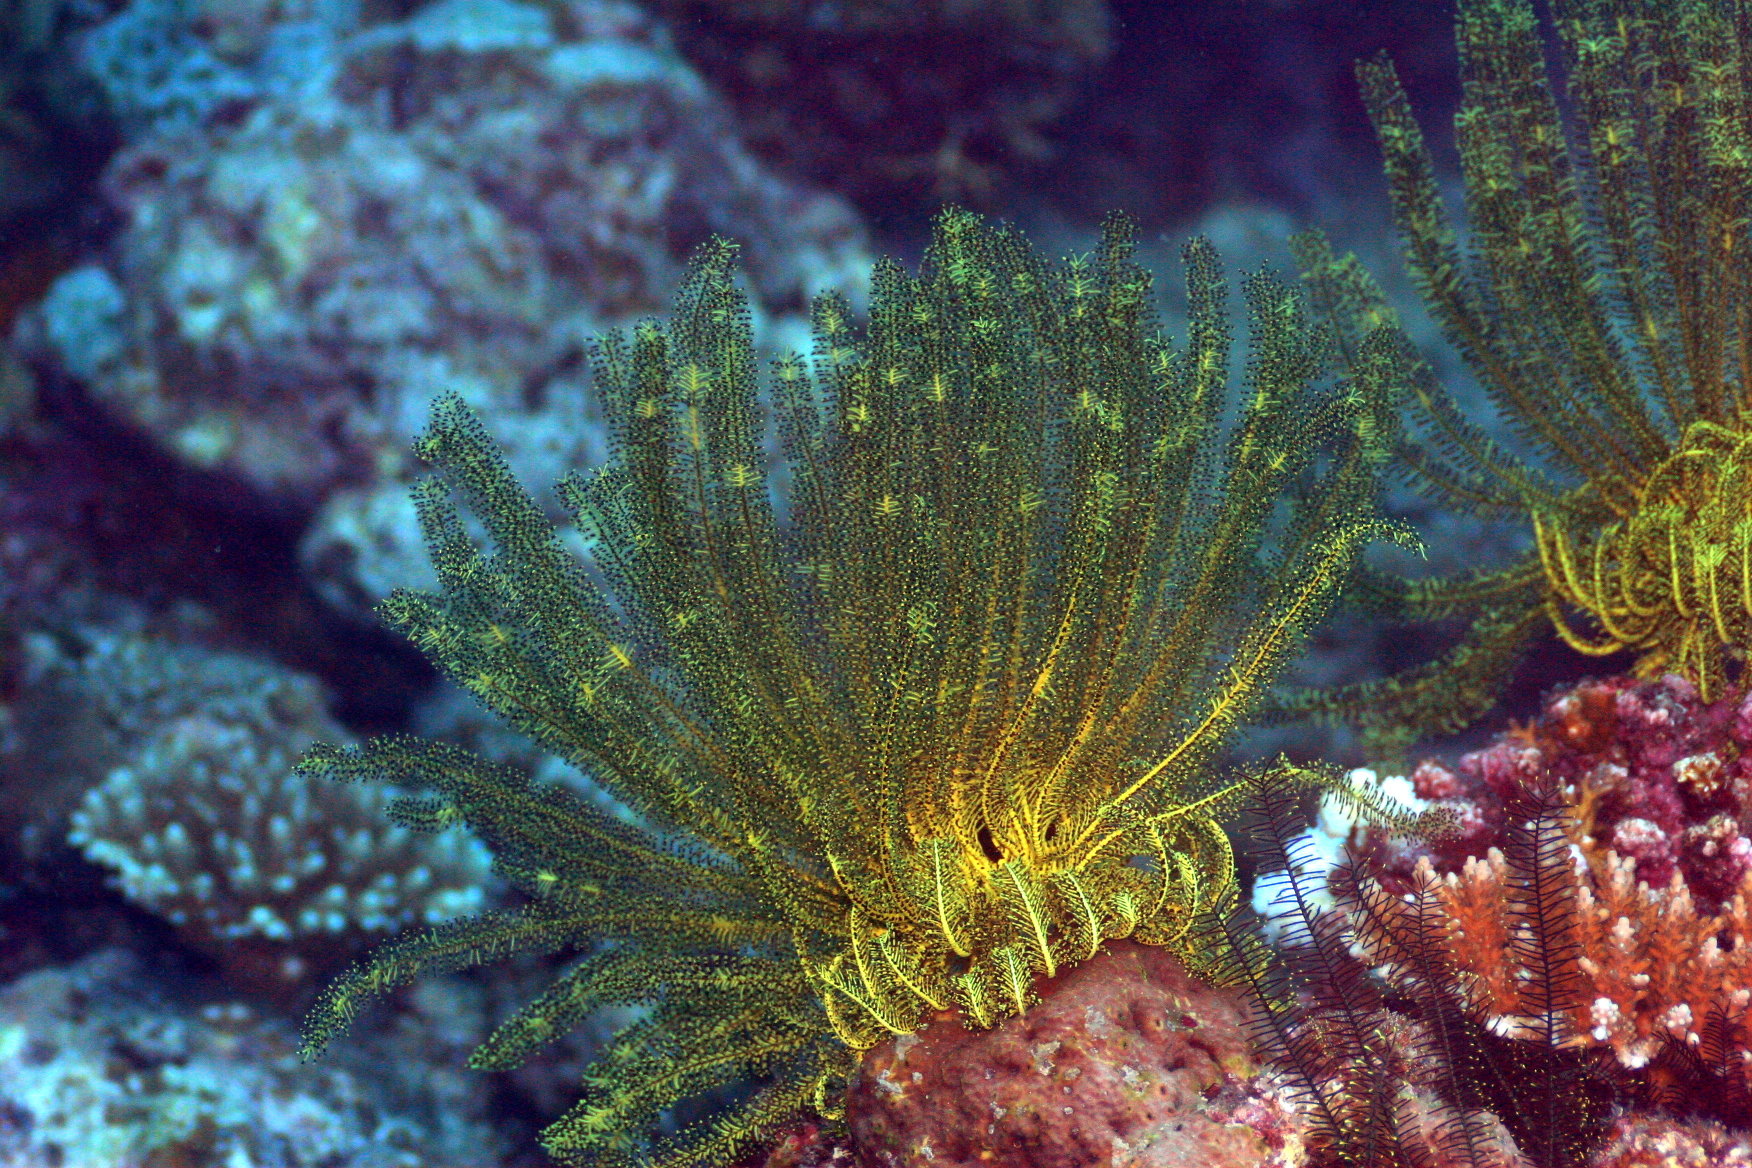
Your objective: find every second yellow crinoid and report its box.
[1534,417,1752,687]
[1293,0,1752,743]
[295,208,1413,1167]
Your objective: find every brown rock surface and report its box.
[845,939,1304,1168]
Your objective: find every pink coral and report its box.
[1370,674,1752,914]
[1585,1112,1752,1167]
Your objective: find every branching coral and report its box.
[1230,767,1622,1168]
[1285,0,1752,746]
[1241,672,1752,1167]
[1421,841,1752,1080]
[62,634,492,990]
[295,208,1420,1167]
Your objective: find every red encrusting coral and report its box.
[844,940,1307,1168]
[1384,674,1752,913]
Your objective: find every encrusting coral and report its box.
[1364,670,1752,920]
[845,940,1308,1168]
[0,947,511,1168]
[1286,0,1752,748]
[293,207,1431,1167]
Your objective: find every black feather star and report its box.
[1218,767,1630,1168]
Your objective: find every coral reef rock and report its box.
[846,939,1305,1168]
[1585,1112,1752,1168]
[644,0,1110,208]
[0,948,510,1168]
[14,0,869,566]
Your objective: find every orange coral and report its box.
[1355,831,1752,1089]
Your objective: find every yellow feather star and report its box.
[296,209,1416,1167]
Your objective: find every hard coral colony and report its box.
[274,1,1752,1168]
